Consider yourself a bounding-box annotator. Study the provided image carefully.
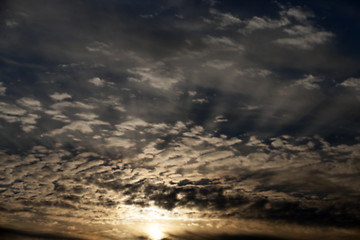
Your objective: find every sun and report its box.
[147,223,164,240]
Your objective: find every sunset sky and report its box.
[1,0,360,239]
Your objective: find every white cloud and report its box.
[0,82,6,96]
[208,8,242,28]
[51,101,94,110]
[114,106,126,112]
[144,123,170,135]
[115,117,149,131]
[188,91,197,97]
[20,114,39,125]
[0,113,18,123]
[292,74,323,90]
[86,41,113,56]
[202,60,233,70]
[105,137,135,148]
[200,135,241,147]
[285,7,314,22]
[75,112,98,120]
[128,66,183,90]
[214,115,228,123]
[0,102,26,115]
[16,98,42,111]
[240,105,262,111]
[50,92,72,101]
[45,110,70,122]
[339,77,360,90]
[182,137,203,146]
[235,68,272,78]
[202,35,244,52]
[275,25,334,49]
[243,16,289,33]
[270,137,310,151]
[192,98,208,104]
[283,25,313,35]
[246,136,268,148]
[89,77,106,87]
[5,20,19,28]
[168,121,187,135]
[198,150,234,162]
[49,120,109,135]
[22,125,36,133]
[0,102,40,129]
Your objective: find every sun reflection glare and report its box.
[147,223,163,240]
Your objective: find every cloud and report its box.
[50,92,72,101]
[1,125,360,235]
[88,77,106,87]
[192,98,208,104]
[75,112,98,120]
[285,7,314,22]
[292,74,323,90]
[214,115,228,123]
[168,231,288,240]
[0,102,26,116]
[339,77,360,90]
[0,226,85,240]
[202,60,233,70]
[243,16,289,33]
[115,117,149,132]
[48,120,109,135]
[128,66,184,90]
[275,25,334,49]
[0,101,40,131]
[208,8,242,28]
[0,82,6,96]
[104,137,135,148]
[202,35,244,52]
[86,41,112,56]
[240,105,262,110]
[188,91,197,97]
[1,1,360,238]
[246,136,267,147]
[16,98,42,111]
[50,101,94,111]
[235,68,272,78]
[207,5,292,34]
[20,113,40,132]
[5,20,19,28]
[45,109,70,122]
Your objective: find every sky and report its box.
[0,0,360,239]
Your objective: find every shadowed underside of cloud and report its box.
[0,226,85,240]
[167,232,289,240]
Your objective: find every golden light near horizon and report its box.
[146,223,164,240]
[116,205,191,222]
[113,205,189,239]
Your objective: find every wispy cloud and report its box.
[275,25,334,49]
[339,77,360,90]
[50,92,72,101]
[0,82,6,96]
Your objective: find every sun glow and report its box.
[114,204,203,239]
[116,205,189,221]
[147,223,164,240]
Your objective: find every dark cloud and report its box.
[167,232,289,240]
[0,226,85,240]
